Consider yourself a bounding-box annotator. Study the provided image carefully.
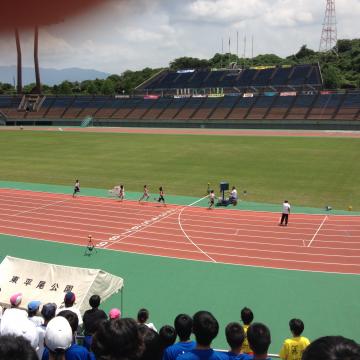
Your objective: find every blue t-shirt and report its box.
[42,344,92,360]
[177,349,227,360]
[163,340,196,360]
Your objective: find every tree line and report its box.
[0,39,359,95]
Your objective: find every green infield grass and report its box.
[0,130,359,210]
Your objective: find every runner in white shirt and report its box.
[279,200,291,226]
[208,190,216,209]
[119,184,125,201]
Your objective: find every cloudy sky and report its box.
[0,0,358,74]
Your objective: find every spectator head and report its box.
[41,303,57,323]
[92,318,144,360]
[1,316,39,350]
[225,322,245,351]
[10,293,22,308]
[247,323,271,356]
[241,307,254,325]
[57,310,78,335]
[159,325,177,348]
[0,335,38,360]
[137,308,149,324]
[89,295,101,309]
[192,311,219,347]
[302,336,360,360]
[45,317,72,356]
[27,301,41,317]
[138,324,162,360]
[289,319,304,337]
[64,292,75,307]
[109,308,121,320]
[174,314,193,342]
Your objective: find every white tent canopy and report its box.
[0,256,124,314]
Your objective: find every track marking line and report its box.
[178,196,216,263]
[308,216,328,248]
[12,198,72,216]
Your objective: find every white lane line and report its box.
[308,216,328,248]
[12,199,71,216]
[178,196,216,263]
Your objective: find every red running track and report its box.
[1,189,360,275]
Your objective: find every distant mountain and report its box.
[0,66,111,86]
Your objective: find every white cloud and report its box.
[0,0,358,74]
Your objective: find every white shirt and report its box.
[56,306,83,327]
[282,202,291,214]
[231,189,238,199]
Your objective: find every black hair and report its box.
[138,324,162,360]
[89,295,101,309]
[192,311,219,347]
[174,314,193,342]
[137,309,149,324]
[241,307,254,325]
[92,318,144,360]
[225,322,245,349]
[0,335,38,360]
[159,325,177,348]
[159,187,163,191]
[289,318,304,337]
[58,310,79,334]
[247,323,271,355]
[302,336,360,360]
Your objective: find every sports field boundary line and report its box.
[1,232,360,277]
[12,198,72,216]
[308,216,328,248]
[178,195,216,263]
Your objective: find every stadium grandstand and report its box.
[0,63,359,129]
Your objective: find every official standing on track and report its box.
[279,200,291,226]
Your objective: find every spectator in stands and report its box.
[240,307,254,354]
[43,310,91,360]
[159,325,177,349]
[10,292,23,308]
[138,324,163,360]
[28,301,43,327]
[279,200,291,226]
[0,311,39,350]
[302,336,360,360]
[177,310,223,360]
[83,295,107,350]
[37,303,57,360]
[137,308,157,332]
[0,335,38,360]
[92,318,144,360]
[279,318,310,360]
[57,292,83,329]
[163,314,196,360]
[109,308,121,321]
[44,317,73,360]
[247,323,271,360]
[224,322,251,360]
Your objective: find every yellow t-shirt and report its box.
[279,336,310,360]
[241,324,252,354]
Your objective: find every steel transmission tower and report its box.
[319,0,338,54]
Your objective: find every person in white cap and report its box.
[0,313,39,350]
[44,317,73,360]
